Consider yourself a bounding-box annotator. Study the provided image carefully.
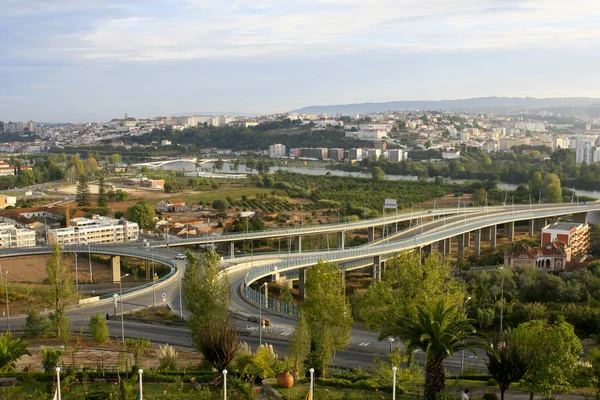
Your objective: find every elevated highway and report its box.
[1,202,599,369]
[230,202,599,313]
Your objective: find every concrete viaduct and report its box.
[234,203,599,305]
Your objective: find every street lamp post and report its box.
[151,250,156,307]
[88,245,93,283]
[74,252,79,294]
[309,368,314,400]
[4,271,9,333]
[179,270,183,319]
[223,369,228,400]
[499,266,505,333]
[392,366,397,400]
[138,369,143,400]
[259,282,267,346]
[388,337,394,355]
[461,296,471,374]
[119,273,130,345]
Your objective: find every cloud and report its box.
[4,0,600,63]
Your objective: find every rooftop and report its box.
[543,222,586,231]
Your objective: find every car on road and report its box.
[247,316,270,326]
[175,254,186,260]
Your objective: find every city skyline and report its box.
[3,0,600,122]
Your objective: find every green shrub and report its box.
[89,314,109,344]
[85,392,111,400]
[41,347,64,374]
[486,378,497,386]
[482,393,499,400]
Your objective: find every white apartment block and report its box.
[575,137,600,164]
[387,149,408,162]
[48,215,139,245]
[364,149,382,159]
[345,130,388,140]
[0,223,36,248]
[268,143,287,158]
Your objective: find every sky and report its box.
[2,0,600,122]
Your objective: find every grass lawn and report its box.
[2,381,223,400]
[178,185,281,204]
[265,378,420,400]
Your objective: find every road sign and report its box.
[162,293,167,299]
[384,198,397,209]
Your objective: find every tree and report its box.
[529,171,543,198]
[289,313,310,380]
[371,167,385,182]
[41,346,64,373]
[214,158,225,171]
[114,189,128,202]
[0,332,31,372]
[486,333,528,400]
[108,153,122,169]
[301,261,352,377]
[354,252,464,332]
[89,314,109,344]
[512,319,582,399]
[379,300,488,400]
[573,347,600,400]
[84,157,98,174]
[212,198,230,211]
[124,200,156,229]
[543,173,562,203]
[125,337,151,365]
[75,174,91,206]
[97,174,108,207]
[46,244,74,337]
[182,249,238,370]
[23,309,51,339]
[472,188,487,206]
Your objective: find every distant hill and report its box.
[292,97,600,115]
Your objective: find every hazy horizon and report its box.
[3,0,600,122]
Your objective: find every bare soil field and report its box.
[1,255,114,284]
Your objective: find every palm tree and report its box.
[0,332,31,372]
[379,300,489,400]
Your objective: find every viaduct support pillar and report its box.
[111,256,121,283]
[294,236,302,253]
[373,255,382,281]
[368,227,375,242]
[298,268,306,300]
[457,234,465,259]
[528,220,535,237]
[535,218,548,231]
[338,231,345,250]
[573,213,588,224]
[438,240,445,253]
[474,229,481,257]
[490,225,497,249]
[445,238,452,254]
[144,260,150,280]
[464,232,471,247]
[229,242,235,259]
[506,222,515,241]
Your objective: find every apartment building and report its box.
[48,215,139,245]
[268,143,286,158]
[541,222,590,255]
[0,223,36,248]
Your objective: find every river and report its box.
[159,161,600,199]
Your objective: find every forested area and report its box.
[125,124,371,151]
[335,147,600,190]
